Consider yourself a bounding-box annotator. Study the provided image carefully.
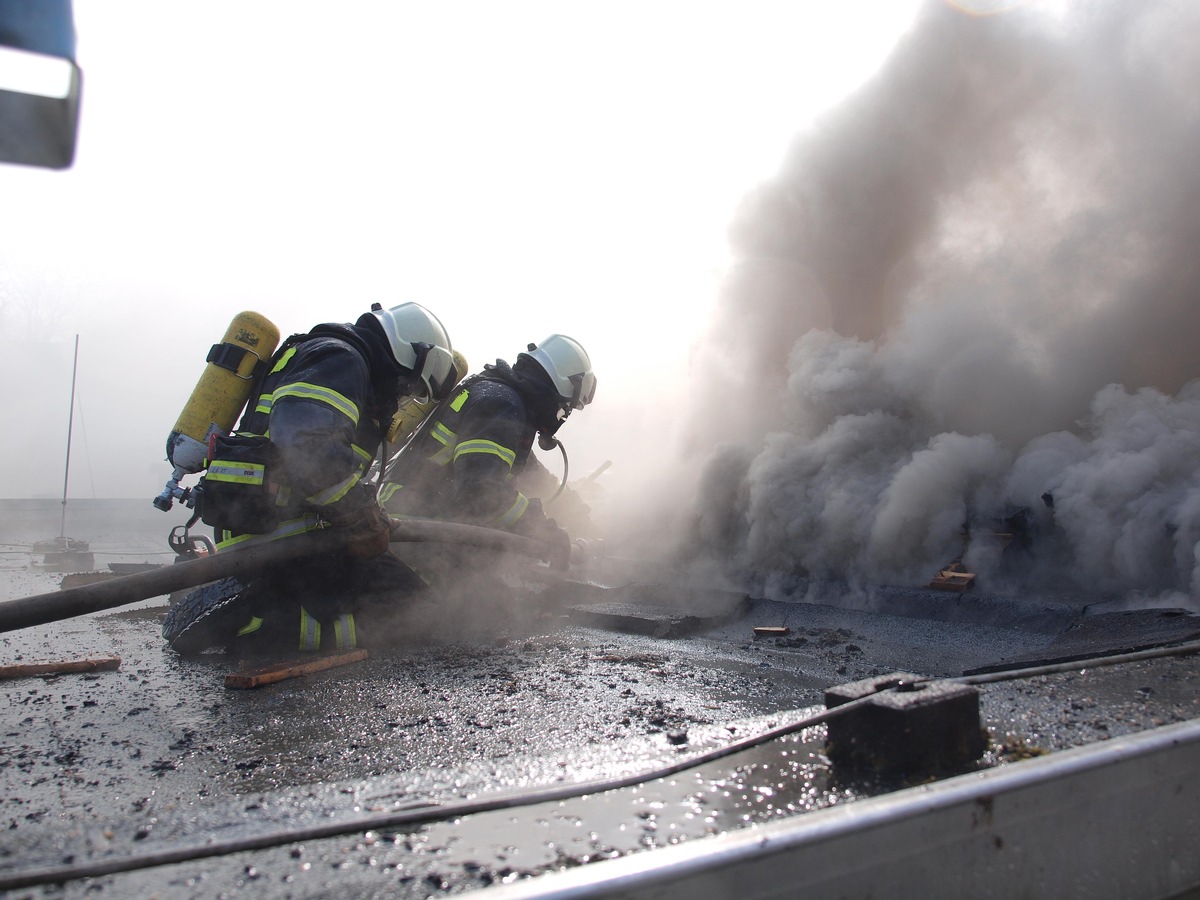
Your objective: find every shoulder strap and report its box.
[244,331,312,403]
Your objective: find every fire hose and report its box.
[0,518,556,635]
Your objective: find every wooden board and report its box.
[929,564,977,592]
[753,626,791,636]
[224,649,368,689]
[0,656,122,679]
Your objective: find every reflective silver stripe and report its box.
[273,382,360,426]
[306,471,362,507]
[429,422,457,466]
[495,492,530,527]
[207,461,266,485]
[299,607,321,651]
[333,614,357,650]
[454,438,516,468]
[304,443,374,508]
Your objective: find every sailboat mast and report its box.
[59,334,79,540]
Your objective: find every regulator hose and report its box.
[549,437,569,501]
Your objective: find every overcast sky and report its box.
[0,0,924,502]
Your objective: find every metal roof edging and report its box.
[481,716,1200,900]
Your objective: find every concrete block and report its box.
[825,672,987,778]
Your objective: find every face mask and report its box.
[537,404,569,450]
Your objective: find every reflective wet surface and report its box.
[2,503,1200,896]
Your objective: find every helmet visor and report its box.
[410,342,455,403]
[567,371,597,410]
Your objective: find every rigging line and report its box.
[74,387,97,498]
[58,334,79,538]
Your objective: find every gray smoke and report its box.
[670,0,1200,604]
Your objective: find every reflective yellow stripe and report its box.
[450,388,469,412]
[252,347,300,415]
[236,616,264,636]
[454,439,516,468]
[378,482,403,504]
[273,382,360,426]
[215,514,323,551]
[299,607,321,651]
[305,447,372,508]
[206,461,266,485]
[429,422,457,466]
[333,614,357,650]
[495,492,530,527]
[270,346,298,375]
[307,471,362,507]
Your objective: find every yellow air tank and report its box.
[386,350,469,445]
[166,311,281,475]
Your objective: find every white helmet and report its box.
[369,302,455,402]
[524,334,597,410]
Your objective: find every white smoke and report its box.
[662,0,1200,603]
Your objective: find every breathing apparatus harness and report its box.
[158,329,306,557]
[402,360,574,502]
[533,401,572,503]
[485,358,577,501]
[166,324,399,557]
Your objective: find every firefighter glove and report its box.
[339,502,393,559]
[345,504,391,561]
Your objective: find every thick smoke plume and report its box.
[671,0,1200,604]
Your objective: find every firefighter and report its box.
[163,302,456,655]
[378,334,597,571]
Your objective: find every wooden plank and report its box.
[929,573,976,592]
[224,649,368,690]
[753,626,791,636]
[929,559,976,592]
[0,656,122,679]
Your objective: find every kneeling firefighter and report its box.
[163,302,456,655]
[379,334,597,575]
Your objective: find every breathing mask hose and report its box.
[539,435,569,502]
